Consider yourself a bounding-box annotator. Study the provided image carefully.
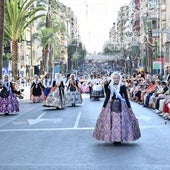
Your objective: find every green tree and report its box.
[67,40,77,73]
[67,39,86,72]
[33,25,56,75]
[103,42,119,55]
[45,0,66,75]
[0,0,5,79]
[75,42,86,68]
[4,0,45,81]
[33,0,67,76]
[33,15,66,75]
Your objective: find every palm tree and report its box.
[4,0,45,81]
[67,39,86,72]
[33,2,66,76]
[43,0,67,74]
[33,25,56,75]
[0,0,5,79]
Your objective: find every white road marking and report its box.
[37,112,46,119]
[0,125,167,132]
[28,118,63,125]
[74,111,82,128]
[27,112,63,125]
[0,127,94,132]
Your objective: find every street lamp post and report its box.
[158,0,163,76]
[30,24,33,78]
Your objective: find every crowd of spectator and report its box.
[78,61,170,120]
[76,60,170,120]
[77,60,113,79]
[125,71,170,120]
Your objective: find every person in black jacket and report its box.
[30,74,44,103]
[93,72,141,144]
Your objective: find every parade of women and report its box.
[0,70,142,145]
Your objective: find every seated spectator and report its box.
[154,86,170,114]
[149,81,168,109]
[160,98,170,119]
[142,80,156,106]
[131,79,145,102]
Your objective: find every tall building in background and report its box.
[108,0,170,75]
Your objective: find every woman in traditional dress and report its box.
[90,74,105,100]
[43,73,66,109]
[30,75,44,103]
[42,73,52,100]
[93,72,141,144]
[0,74,21,115]
[66,74,82,106]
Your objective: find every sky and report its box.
[60,0,130,53]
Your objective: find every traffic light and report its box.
[148,28,152,38]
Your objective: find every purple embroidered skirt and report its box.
[93,99,141,142]
[0,93,19,113]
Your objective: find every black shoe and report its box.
[113,142,121,145]
[4,112,9,116]
[18,95,24,99]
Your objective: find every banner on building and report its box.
[54,65,60,73]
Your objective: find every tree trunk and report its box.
[41,48,47,75]
[11,40,18,81]
[67,55,72,73]
[48,44,53,76]
[0,0,5,79]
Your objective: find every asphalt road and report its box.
[0,86,170,170]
